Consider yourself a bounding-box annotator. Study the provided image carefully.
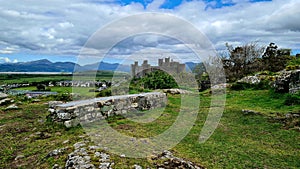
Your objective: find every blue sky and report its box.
[0,0,299,65]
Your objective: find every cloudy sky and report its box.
[0,0,299,65]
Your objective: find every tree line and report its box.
[194,42,297,82]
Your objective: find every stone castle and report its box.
[131,57,186,77]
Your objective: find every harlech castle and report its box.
[131,57,186,77]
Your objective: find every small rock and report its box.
[63,140,69,144]
[47,148,65,158]
[0,92,8,99]
[95,152,101,157]
[35,131,42,136]
[52,164,61,169]
[48,101,64,108]
[74,142,86,149]
[134,164,143,169]
[99,162,111,169]
[84,155,91,161]
[89,145,100,150]
[242,109,260,115]
[32,99,41,103]
[55,132,62,136]
[15,154,25,160]
[0,98,12,106]
[5,104,19,110]
[99,153,110,162]
[120,154,126,158]
[38,119,44,123]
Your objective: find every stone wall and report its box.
[275,69,300,94]
[48,92,167,128]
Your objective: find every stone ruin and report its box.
[275,69,300,94]
[48,92,167,128]
[131,57,186,77]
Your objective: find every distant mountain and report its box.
[185,62,198,71]
[0,59,79,72]
[0,59,131,73]
[79,62,130,72]
[0,59,197,73]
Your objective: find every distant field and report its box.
[0,71,129,85]
[14,86,97,98]
[0,74,72,85]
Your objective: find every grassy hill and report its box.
[0,88,299,168]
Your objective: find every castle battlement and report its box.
[131,57,186,77]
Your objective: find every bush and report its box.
[96,88,112,97]
[132,70,178,90]
[55,92,72,102]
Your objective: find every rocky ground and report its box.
[47,136,204,169]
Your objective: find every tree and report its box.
[193,62,206,80]
[262,42,291,72]
[36,84,46,91]
[221,42,265,82]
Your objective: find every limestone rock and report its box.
[163,89,192,94]
[134,164,142,169]
[14,154,25,161]
[47,148,66,158]
[289,69,300,94]
[153,150,204,169]
[0,98,12,106]
[48,101,64,108]
[0,92,8,100]
[238,76,260,84]
[5,104,19,110]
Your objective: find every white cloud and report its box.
[0,47,18,54]
[0,57,18,63]
[0,0,299,64]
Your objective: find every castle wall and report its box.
[131,58,186,77]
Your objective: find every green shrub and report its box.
[54,92,72,102]
[131,70,178,90]
[96,88,112,97]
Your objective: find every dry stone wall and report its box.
[48,92,167,128]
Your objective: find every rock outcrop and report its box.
[238,76,261,84]
[152,150,205,169]
[162,89,192,94]
[274,69,300,93]
[0,92,13,106]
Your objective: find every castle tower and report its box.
[158,59,163,67]
[131,61,138,77]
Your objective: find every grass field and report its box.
[0,71,129,85]
[0,88,299,168]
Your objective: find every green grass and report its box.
[0,71,128,85]
[226,89,300,115]
[0,97,86,168]
[15,86,98,98]
[0,74,73,85]
[0,88,299,168]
